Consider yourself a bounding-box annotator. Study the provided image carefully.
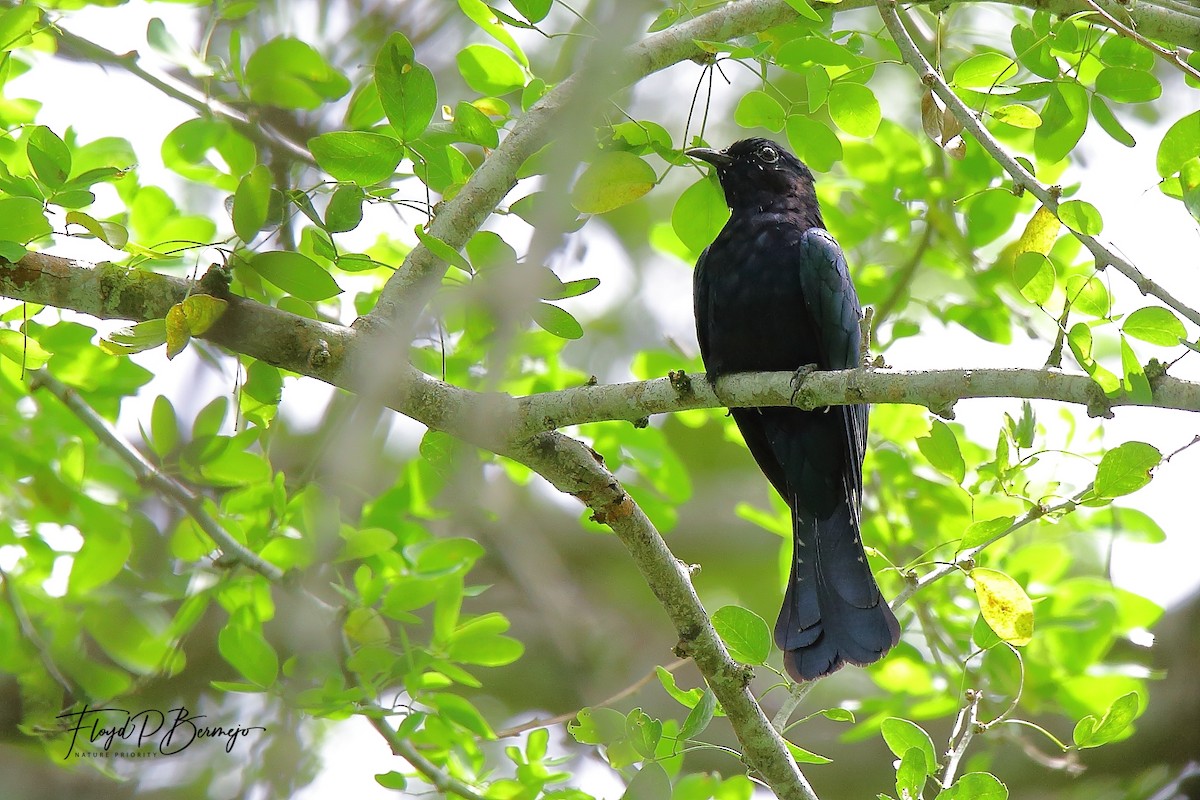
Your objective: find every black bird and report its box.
[687,138,900,681]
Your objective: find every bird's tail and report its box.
[774,497,900,681]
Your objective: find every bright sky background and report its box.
[10,2,1200,797]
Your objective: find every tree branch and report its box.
[876,0,1200,329]
[27,368,285,582]
[1078,0,1200,82]
[6,254,1200,442]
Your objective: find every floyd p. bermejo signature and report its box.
[56,704,266,759]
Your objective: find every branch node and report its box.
[308,339,332,371]
[1084,382,1116,419]
[668,369,694,396]
[928,399,957,420]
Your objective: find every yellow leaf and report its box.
[1017,204,1061,256]
[181,294,228,336]
[165,303,190,360]
[971,567,1034,646]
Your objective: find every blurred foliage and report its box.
[0,0,1198,798]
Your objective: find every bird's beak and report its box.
[686,147,734,167]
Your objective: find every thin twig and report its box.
[29,369,284,582]
[1080,0,1200,82]
[51,24,314,166]
[368,715,488,800]
[873,220,935,329]
[493,658,689,739]
[876,0,1200,329]
[0,565,76,696]
[771,680,816,731]
[942,689,982,787]
[891,486,1088,610]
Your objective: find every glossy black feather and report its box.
[689,138,900,681]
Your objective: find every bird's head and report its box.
[685,138,818,214]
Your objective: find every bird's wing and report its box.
[793,227,868,502]
[693,245,712,364]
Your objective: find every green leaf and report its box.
[1073,691,1141,748]
[672,176,729,253]
[936,772,1009,800]
[881,718,938,768]
[1122,306,1186,346]
[413,225,471,273]
[971,567,1034,645]
[0,197,51,243]
[65,210,128,248]
[309,131,404,185]
[1064,275,1110,317]
[1094,442,1161,497]
[679,689,717,740]
[149,395,180,458]
[656,665,704,708]
[1157,111,1200,178]
[337,526,398,562]
[785,114,843,172]
[1036,82,1088,163]
[430,692,495,738]
[1012,252,1055,305]
[953,52,1018,89]
[917,419,966,483]
[1057,199,1102,235]
[28,126,72,188]
[827,82,881,138]
[1091,95,1135,147]
[545,277,601,300]
[0,4,39,52]
[511,0,551,24]
[458,0,528,66]
[1120,335,1152,402]
[244,36,350,110]
[457,44,526,95]
[622,763,671,800]
[783,0,823,22]
[896,746,929,799]
[568,707,627,745]
[711,605,771,665]
[375,33,438,142]
[250,251,343,301]
[325,185,365,233]
[1100,36,1153,70]
[69,526,132,595]
[1095,66,1161,104]
[734,90,786,132]
[992,104,1042,129]
[233,164,273,242]
[452,101,499,148]
[218,623,279,687]
[626,709,663,758]
[1181,157,1200,222]
[960,516,1015,552]
[100,318,169,355]
[530,302,583,339]
[571,151,656,214]
[375,772,407,791]
[785,741,832,764]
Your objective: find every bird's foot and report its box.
[789,364,819,405]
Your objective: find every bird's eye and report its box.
[757,145,779,163]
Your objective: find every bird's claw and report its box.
[789,364,819,405]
